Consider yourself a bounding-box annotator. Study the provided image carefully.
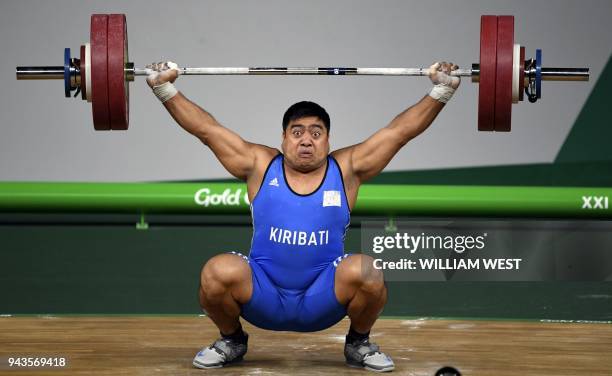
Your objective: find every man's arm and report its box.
[162,93,277,181]
[333,62,460,185]
[147,62,277,182]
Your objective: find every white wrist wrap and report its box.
[153,82,178,103]
[428,84,456,104]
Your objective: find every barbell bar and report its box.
[15,65,588,80]
[15,14,590,132]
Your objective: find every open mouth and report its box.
[298,150,313,158]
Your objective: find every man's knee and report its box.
[337,254,386,296]
[339,254,384,281]
[200,253,251,297]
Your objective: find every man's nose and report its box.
[300,137,313,147]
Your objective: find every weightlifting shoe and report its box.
[345,336,395,372]
[192,333,248,369]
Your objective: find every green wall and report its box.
[1,217,610,320]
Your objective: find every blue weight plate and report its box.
[536,49,542,99]
[64,48,71,97]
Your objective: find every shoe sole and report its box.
[193,356,244,369]
[346,361,395,373]
[193,360,222,369]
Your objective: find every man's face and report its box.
[281,116,330,173]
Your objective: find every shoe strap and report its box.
[352,339,381,361]
[211,339,240,361]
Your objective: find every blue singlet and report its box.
[238,154,351,331]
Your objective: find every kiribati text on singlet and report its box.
[269,226,329,246]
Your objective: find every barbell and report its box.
[16,14,589,132]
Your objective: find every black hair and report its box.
[282,101,330,133]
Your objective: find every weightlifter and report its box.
[145,61,460,372]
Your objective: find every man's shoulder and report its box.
[252,145,281,171]
[249,143,279,159]
[244,146,281,200]
[330,147,353,173]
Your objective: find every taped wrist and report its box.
[152,81,178,103]
[428,84,456,104]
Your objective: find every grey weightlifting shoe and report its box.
[345,337,395,372]
[192,334,248,369]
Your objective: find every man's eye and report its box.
[312,132,321,138]
[293,131,302,136]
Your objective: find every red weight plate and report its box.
[519,46,525,101]
[79,45,87,100]
[107,14,129,130]
[478,15,497,131]
[494,16,514,132]
[91,14,111,130]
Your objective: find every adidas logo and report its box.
[269,177,279,187]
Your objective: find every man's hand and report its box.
[146,61,181,103]
[428,61,461,89]
[145,61,180,88]
[427,61,460,104]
